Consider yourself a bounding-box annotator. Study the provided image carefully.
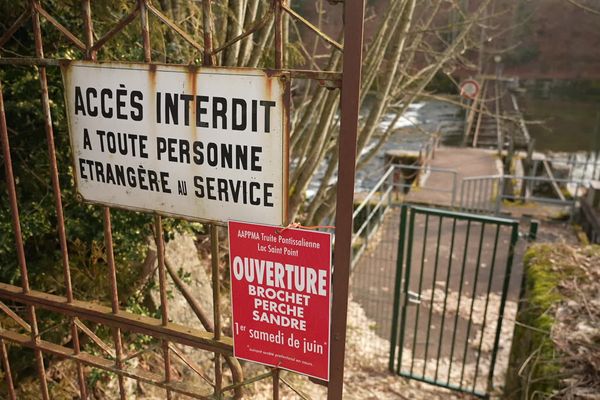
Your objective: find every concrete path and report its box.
[405,147,501,207]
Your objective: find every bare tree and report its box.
[147,0,499,225]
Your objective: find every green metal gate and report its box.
[389,205,519,398]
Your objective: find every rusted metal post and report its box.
[82,0,96,61]
[202,0,215,66]
[155,215,172,399]
[0,81,30,297]
[0,339,16,400]
[272,1,284,395]
[211,225,223,397]
[29,2,62,398]
[0,85,23,400]
[200,3,226,395]
[272,368,280,399]
[102,209,127,400]
[72,2,97,397]
[274,0,283,69]
[328,1,365,399]
[139,0,152,63]
[31,1,75,309]
[139,1,172,396]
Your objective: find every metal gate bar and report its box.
[389,205,519,398]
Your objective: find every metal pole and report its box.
[155,215,172,399]
[28,2,57,397]
[202,0,216,66]
[211,225,223,397]
[274,0,283,70]
[138,2,173,397]
[328,1,365,398]
[200,3,226,396]
[0,339,16,400]
[495,176,503,215]
[451,172,457,208]
[268,2,284,396]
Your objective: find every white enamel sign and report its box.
[62,61,289,225]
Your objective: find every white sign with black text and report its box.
[62,61,289,225]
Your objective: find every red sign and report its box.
[228,221,331,380]
[460,79,480,100]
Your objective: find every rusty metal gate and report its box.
[0,1,365,399]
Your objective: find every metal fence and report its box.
[546,154,600,184]
[0,1,365,399]
[352,164,458,267]
[350,199,525,398]
[389,205,519,398]
[460,174,588,217]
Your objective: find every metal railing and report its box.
[352,164,458,267]
[544,155,600,184]
[460,175,501,214]
[460,174,588,217]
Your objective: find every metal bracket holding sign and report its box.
[62,61,290,225]
[228,221,332,381]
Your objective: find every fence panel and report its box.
[390,205,519,398]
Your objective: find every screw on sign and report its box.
[228,221,331,381]
[460,79,480,100]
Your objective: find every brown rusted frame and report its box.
[32,1,86,51]
[0,283,233,351]
[0,1,366,399]
[0,8,31,49]
[102,207,128,400]
[271,0,284,396]
[29,1,71,398]
[202,0,215,65]
[120,342,162,363]
[77,0,128,393]
[280,375,311,400]
[0,300,31,332]
[328,1,366,399]
[0,329,213,399]
[0,56,343,86]
[30,2,90,396]
[36,318,70,339]
[211,225,223,397]
[281,3,343,51]
[1,0,262,398]
[200,2,226,396]
[221,370,274,394]
[0,338,16,400]
[145,1,204,54]
[0,77,45,400]
[138,1,175,398]
[154,213,173,399]
[74,318,116,358]
[168,343,215,387]
[90,5,141,54]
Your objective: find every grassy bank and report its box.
[505,243,600,399]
